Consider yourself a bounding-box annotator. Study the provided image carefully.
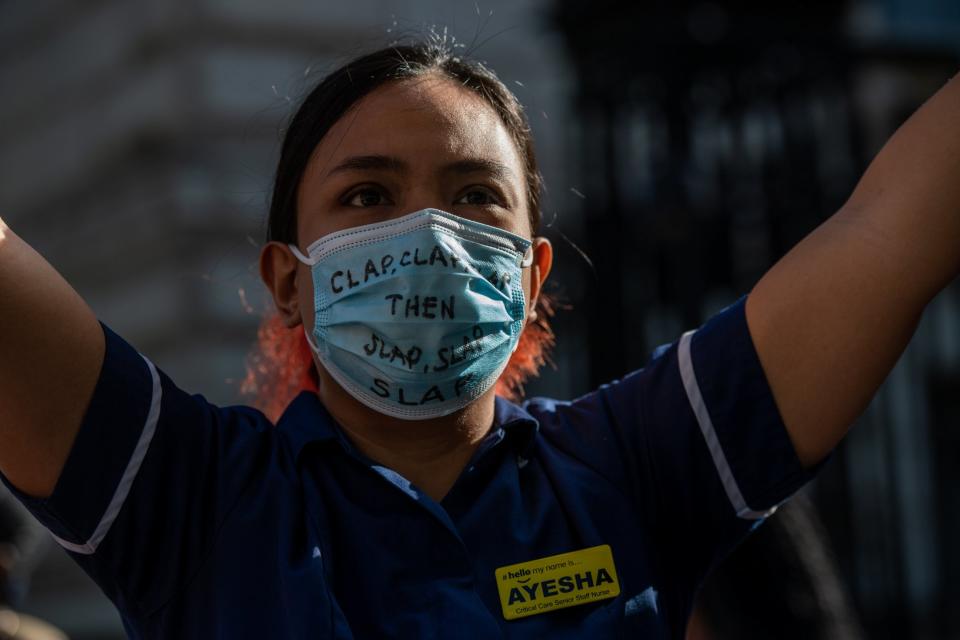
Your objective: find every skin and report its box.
[0,66,957,508]
[746,72,960,467]
[0,218,103,498]
[259,73,553,501]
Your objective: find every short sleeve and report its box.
[637,297,822,585]
[0,323,284,619]
[526,296,823,611]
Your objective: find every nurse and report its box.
[0,42,958,638]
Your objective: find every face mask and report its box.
[289,208,533,420]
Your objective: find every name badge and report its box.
[494,545,621,620]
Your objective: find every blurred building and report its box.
[0,1,572,637]
[553,0,960,638]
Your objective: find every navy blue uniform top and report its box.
[1,297,819,638]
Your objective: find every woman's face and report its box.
[289,72,550,336]
[295,73,533,245]
[260,71,553,421]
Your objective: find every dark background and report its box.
[1,1,958,638]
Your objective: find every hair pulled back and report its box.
[267,42,543,243]
[245,41,556,421]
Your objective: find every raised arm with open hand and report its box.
[747,71,960,469]
[0,218,105,497]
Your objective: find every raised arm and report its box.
[0,218,104,497]
[747,72,960,468]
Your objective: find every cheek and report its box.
[297,269,317,328]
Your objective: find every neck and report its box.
[316,368,497,501]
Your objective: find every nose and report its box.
[395,185,447,220]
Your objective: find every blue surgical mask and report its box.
[289,208,533,420]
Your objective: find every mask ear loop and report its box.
[288,244,317,266]
[510,245,537,355]
[302,325,322,353]
[287,244,322,352]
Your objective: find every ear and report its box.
[526,237,553,322]
[259,241,305,328]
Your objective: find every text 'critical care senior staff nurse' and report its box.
[2,41,960,639]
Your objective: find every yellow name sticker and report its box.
[495,545,621,620]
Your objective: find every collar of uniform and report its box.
[492,396,540,459]
[275,391,540,461]
[275,391,342,459]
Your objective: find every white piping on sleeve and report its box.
[677,331,775,521]
[53,355,163,554]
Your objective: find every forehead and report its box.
[331,74,516,161]
[297,73,524,196]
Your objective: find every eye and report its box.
[454,186,501,207]
[343,185,392,208]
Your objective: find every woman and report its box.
[0,41,957,638]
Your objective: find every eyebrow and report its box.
[325,155,408,177]
[325,155,516,182]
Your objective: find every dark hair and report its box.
[266,41,544,243]
[244,42,557,416]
